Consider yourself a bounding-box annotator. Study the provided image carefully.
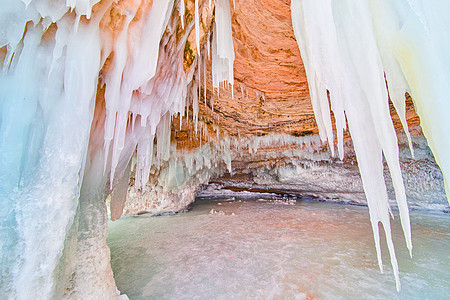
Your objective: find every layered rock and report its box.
[124,0,422,215]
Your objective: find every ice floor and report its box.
[107,196,449,299]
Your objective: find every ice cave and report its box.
[0,0,449,299]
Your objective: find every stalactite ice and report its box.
[291,0,450,291]
[0,0,184,298]
[0,1,111,298]
[211,0,235,89]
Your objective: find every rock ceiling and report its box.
[172,0,420,148]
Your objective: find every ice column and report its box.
[0,3,104,298]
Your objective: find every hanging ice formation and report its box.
[291,0,450,291]
[0,0,235,298]
[211,0,235,91]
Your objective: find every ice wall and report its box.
[0,0,234,297]
[291,0,450,291]
[0,0,174,298]
[0,1,105,297]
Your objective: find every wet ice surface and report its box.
[108,197,449,299]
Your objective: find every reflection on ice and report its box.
[108,197,449,299]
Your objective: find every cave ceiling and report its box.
[170,0,420,150]
[98,0,421,149]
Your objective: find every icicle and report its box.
[193,82,199,133]
[386,0,450,203]
[135,129,154,191]
[179,0,185,29]
[195,0,200,55]
[131,112,137,134]
[156,112,171,165]
[369,0,414,159]
[212,89,215,112]
[207,32,211,59]
[106,0,175,185]
[211,0,235,88]
[198,52,201,116]
[203,54,207,105]
[103,11,135,174]
[290,1,336,157]
[186,96,189,121]
[291,0,417,291]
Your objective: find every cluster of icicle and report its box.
[123,132,334,215]
[134,132,325,195]
[291,0,450,291]
[1,0,110,298]
[0,0,235,298]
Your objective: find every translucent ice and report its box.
[0,0,185,297]
[0,8,103,298]
[292,0,450,290]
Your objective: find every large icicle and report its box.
[376,0,450,204]
[369,0,414,158]
[291,0,415,291]
[195,0,200,55]
[211,0,235,88]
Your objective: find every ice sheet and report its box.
[108,199,450,299]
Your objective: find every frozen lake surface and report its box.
[108,196,449,299]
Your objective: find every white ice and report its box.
[211,0,235,89]
[291,0,449,290]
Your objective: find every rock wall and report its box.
[124,0,422,214]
